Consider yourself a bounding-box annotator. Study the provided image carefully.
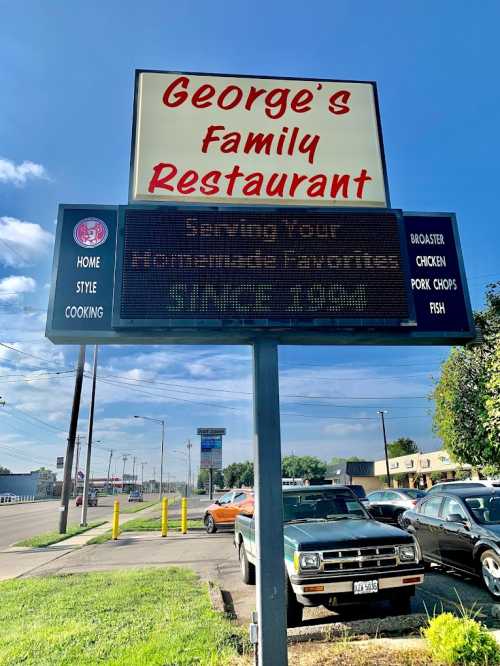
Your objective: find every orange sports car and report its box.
[204,489,254,533]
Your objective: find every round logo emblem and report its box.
[73,218,108,248]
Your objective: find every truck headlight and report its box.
[294,551,321,571]
[399,545,416,561]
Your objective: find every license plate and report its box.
[353,580,378,595]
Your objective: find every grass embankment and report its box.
[14,520,106,548]
[88,516,203,544]
[121,499,160,514]
[0,568,246,666]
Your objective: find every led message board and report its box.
[198,428,225,470]
[46,205,475,346]
[130,70,388,207]
[116,208,408,324]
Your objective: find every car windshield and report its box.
[283,490,368,522]
[464,494,500,524]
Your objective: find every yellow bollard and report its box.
[112,499,120,540]
[181,497,187,534]
[161,496,168,537]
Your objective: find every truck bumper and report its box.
[291,566,424,599]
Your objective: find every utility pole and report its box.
[106,449,113,494]
[81,345,98,527]
[59,344,86,534]
[132,456,137,490]
[187,440,192,497]
[73,435,82,497]
[122,455,128,494]
[140,462,146,491]
[378,410,391,488]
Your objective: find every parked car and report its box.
[204,489,254,533]
[234,485,424,626]
[75,491,98,507]
[427,480,500,494]
[367,488,427,528]
[346,484,369,507]
[128,490,144,502]
[403,487,500,599]
[0,492,18,503]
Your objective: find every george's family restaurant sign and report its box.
[130,71,389,207]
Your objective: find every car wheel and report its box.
[285,576,303,627]
[395,511,406,529]
[204,514,217,534]
[239,543,255,585]
[480,550,500,599]
[391,587,414,615]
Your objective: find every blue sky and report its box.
[0,1,499,482]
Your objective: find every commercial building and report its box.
[325,460,379,491]
[373,450,475,489]
[0,469,56,498]
[324,450,477,491]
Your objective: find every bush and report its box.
[423,612,500,665]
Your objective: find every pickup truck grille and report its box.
[321,546,399,572]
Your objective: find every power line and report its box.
[95,371,430,401]
[0,342,67,367]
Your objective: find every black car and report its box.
[367,488,427,528]
[403,487,500,599]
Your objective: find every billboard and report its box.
[130,71,389,208]
[198,428,226,470]
[46,205,474,345]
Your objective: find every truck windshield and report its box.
[283,490,368,522]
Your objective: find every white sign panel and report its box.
[130,70,389,207]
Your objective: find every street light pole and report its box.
[106,449,114,494]
[81,345,98,527]
[134,416,165,499]
[132,456,137,490]
[122,455,128,493]
[378,410,391,488]
[160,420,165,498]
[187,440,192,497]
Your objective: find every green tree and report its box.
[433,282,500,468]
[0,466,11,475]
[282,455,327,481]
[387,437,418,458]
[223,462,254,488]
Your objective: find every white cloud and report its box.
[0,217,53,266]
[0,275,37,302]
[0,157,48,186]
[322,421,378,436]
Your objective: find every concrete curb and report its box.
[287,613,428,643]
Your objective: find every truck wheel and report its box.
[239,543,255,585]
[391,587,414,615]
[204,514,217,534]
[285,577,303,627]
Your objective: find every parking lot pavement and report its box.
[11,524,500,631]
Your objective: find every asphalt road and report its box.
[0,494,158,549]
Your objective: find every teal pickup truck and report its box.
[234,485,424,625]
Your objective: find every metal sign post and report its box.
[252,339,288,666]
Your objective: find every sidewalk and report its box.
[0,498,170,581]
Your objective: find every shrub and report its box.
[423,612,500,665]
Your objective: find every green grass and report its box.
[121,499,160,514]
[0,568,247,666]
[87,517,203,544]
[13,521,107,548]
